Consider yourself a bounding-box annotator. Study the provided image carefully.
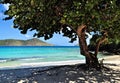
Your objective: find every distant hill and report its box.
[0,38,53,46]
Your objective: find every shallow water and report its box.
[0,46,103,67]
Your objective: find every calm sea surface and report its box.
[0,46,84,62]
[0,46,103,67]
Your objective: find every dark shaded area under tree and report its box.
[0,64,120,83]
[88,43,120,55]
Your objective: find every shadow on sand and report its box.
[0,64,120,83]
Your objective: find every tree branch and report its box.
[94,30,108,56]
[77,24,87,38]
[77,24,91,59]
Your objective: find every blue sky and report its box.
[0,4,79,46]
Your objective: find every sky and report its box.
[0,4,79,46]
[0,4,91,46]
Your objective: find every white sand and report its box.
[0,55,120,83]
[103,55,120,70]
[0,55,120,70]
[0,60,85,70]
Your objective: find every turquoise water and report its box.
[0,46,85,63]
[0,46,105,67]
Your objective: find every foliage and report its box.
[1,0,120,43]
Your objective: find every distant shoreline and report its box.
[0,38,53,46]
[0,45,79,47]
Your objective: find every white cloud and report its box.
[24,34,32,38]
[3,4,10,10]
[0,4,10,19]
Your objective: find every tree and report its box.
[1,0,120,69]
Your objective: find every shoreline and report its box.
[0,55,120,70]
[0,60,85,70]
[0,55,120,83]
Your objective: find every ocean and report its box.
[0,46,103,68]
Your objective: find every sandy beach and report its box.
[0,55,120,83]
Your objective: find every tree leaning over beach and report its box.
[1,0,120,69]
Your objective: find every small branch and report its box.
[77,24,87,38]
[94,30,108,56]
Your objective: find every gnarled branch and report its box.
[77,24,91,59]
[94,30,108,56]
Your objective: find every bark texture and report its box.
[76,24,107,69]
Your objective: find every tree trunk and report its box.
[76,24,107,69]
[78,36,100,68]
[77,24,93,68]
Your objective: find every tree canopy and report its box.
[1,0,120,44]
[1,0,120,69]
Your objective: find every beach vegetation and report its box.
[1,0,120,69]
